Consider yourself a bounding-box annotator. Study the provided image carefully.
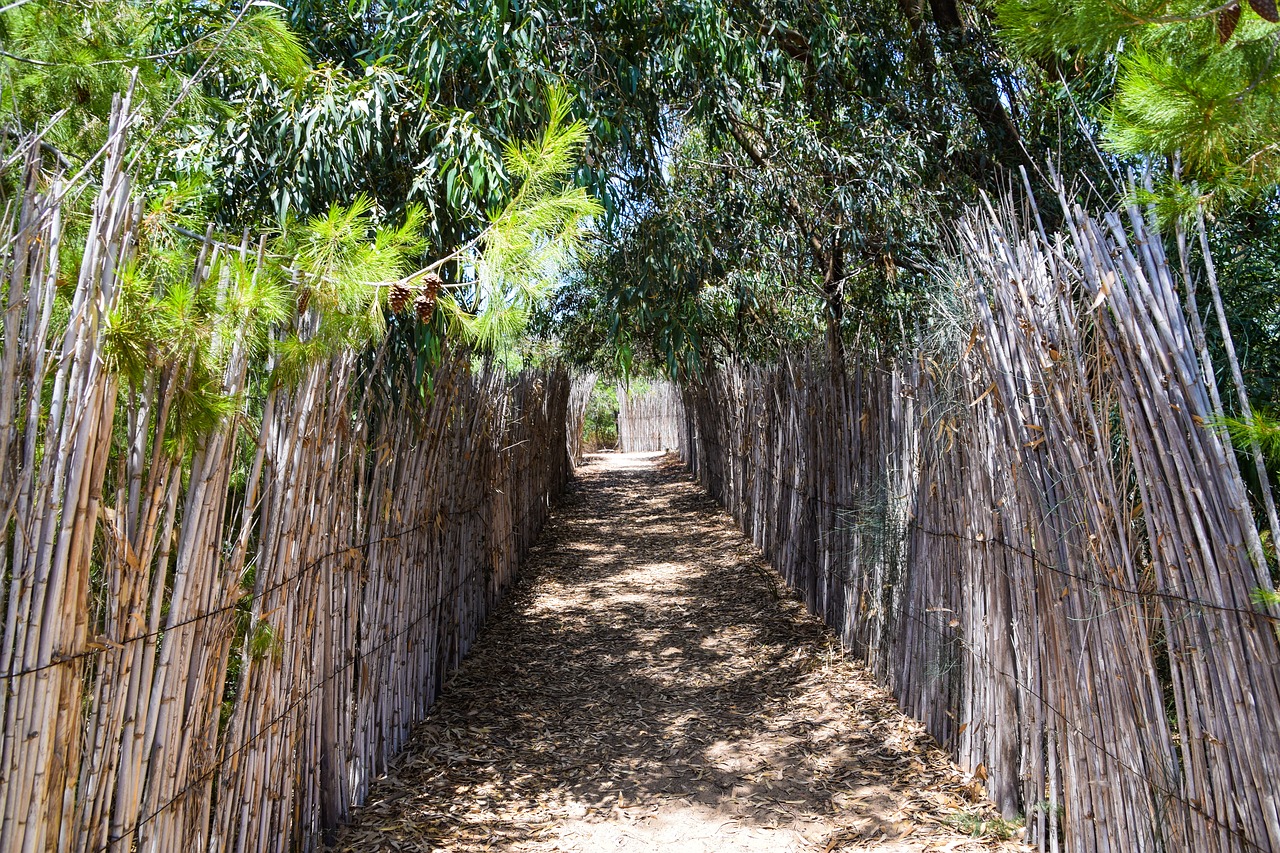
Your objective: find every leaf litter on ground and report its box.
[332,452,1031,853]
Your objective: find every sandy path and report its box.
[333,453,1020,852]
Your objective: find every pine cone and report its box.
[1218,4,1242,42]
[414,272,443,323]
[389,281,412,313]
[414,288,436,323]
[1249,0,1279,23]
[297,287,311,316]
[422,272,443,300]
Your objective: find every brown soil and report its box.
[332,453,1026,853]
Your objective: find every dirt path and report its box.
[334,453,1022,853]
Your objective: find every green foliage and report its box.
[6,0,1090,380]
[104,196,293,449]
[1,0,171,159]
[248,618,282,663]
[292,197,421,321]
[99,88,595,398]
[511,0,1111,373]
[453,88,602,352]
[1211,409,1280,465]
[202,62,422,225]
[550,114,939,375]
[23,0,1263,390]
[0,0,308,169]
[998,0,1280,204]
[200,0,675,236]
[583,380,619,449]
[189,0,1069,376]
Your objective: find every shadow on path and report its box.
[333,453,1017,852]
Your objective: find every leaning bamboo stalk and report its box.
[1193,209,1280,572]
[1,113,133,853]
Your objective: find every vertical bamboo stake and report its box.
[1194,209,1280,573]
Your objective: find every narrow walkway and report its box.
[335,454,1017,852]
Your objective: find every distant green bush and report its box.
[583,380,619,449]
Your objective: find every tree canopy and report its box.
[2,0,1278,403]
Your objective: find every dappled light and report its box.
[334,454,1007,852]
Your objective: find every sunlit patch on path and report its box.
[333,453,1022,852]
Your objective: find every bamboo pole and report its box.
[0,109,577,852]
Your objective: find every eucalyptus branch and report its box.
[720,109,830,273]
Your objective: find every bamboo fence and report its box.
[675,188,1280,852]
[616,381,686,453]
[0,105,574,851]
[566,373,596,465]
